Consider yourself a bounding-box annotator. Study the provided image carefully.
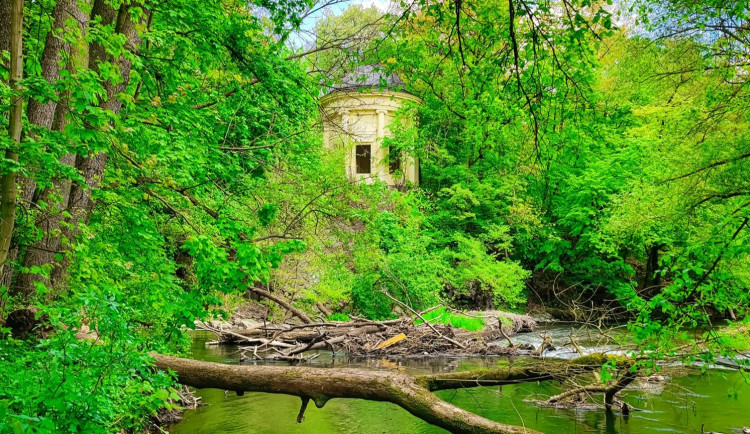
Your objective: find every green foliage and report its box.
[310,5,383,81]
[0,337,180,433]
[327,312,351,322]
[0,0,320,431]
[0,209,199,432]
[415,307,485,332]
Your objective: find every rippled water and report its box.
[170,327,750,434]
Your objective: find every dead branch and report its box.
[534,335,553,356]
[248,286,313,324]
[545,365,637,411]
[569,329,585,357]
[315,301,332,317]
[499,326,515,348]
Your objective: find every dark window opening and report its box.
[356,145,371,174]
[388,146,401,174]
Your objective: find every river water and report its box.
[170,327,750,434]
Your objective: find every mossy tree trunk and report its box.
[0,0,24,277]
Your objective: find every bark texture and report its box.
[0,0,10,70]
[418,353,616,391]
[152,353,540,434]
[0,0,24,276]
[63,0,131,229]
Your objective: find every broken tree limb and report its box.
[198,321,297,348]
[297,397,310,423]
[546,384,608,404]
[418,354,622,392]
[545,362,637,410]
[315,301,332,317]
[534,335,553,356]
[604,370,637,411]
[569,329,585,357]
[225,321,387,343]
[152,353,539,434]
[248,286,313,324]
[499,326,515,348]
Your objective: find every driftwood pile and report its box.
[198,309,543,361]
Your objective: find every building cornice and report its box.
[320,90,423,107]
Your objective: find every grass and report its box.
[717,323,750,352]
[415,307,485,331]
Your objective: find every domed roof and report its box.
[326,64,407,94]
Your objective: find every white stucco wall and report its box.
[320,90,421,187]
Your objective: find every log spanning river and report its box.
[171,327,750,433]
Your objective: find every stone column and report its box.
[376,109,387,182]
[341,109,352,179]
[342,109,350,133]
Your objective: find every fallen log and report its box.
[315,301,332,317]
[152,353,540,433]
[222,321,387,344]
[381,291,466,349]
[152,353,624,433]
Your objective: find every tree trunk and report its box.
[0,0,15,294]
[12,0,89,297]
[19,0,83,198]
[152,353,540,434]
[0,0,24,276]
[641,244,662,290]
[63,0,143,221]
[604,371,636,411]
[47,1,145,287]
[0,0,10,71]
[152,353,618,432]
[26,0,77,129]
